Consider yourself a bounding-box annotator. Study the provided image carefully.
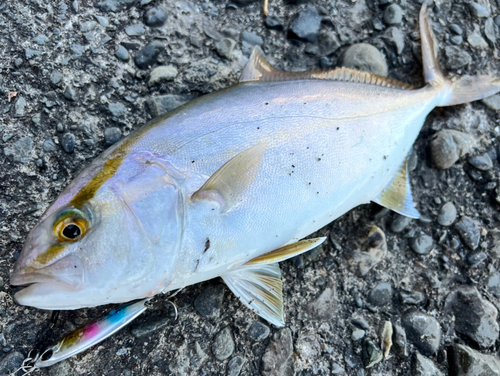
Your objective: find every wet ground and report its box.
[2,0,500,375]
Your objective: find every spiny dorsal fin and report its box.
[222,263,284,327]
[373,153,420,219]
[240,46,414,90]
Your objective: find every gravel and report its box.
[288,6,322,43]
[340,43,388,76]
[134,40,165,69]
[384,4,403,25]
[402,311,441,356]
[455,216,481,250]
[212,326,235,361]
[437,202,457,226]
[148,65,179,86]
[144,7,167,27]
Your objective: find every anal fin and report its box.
[373,154,420,219]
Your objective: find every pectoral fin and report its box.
[373,155,420,219]
[191,143,267,212]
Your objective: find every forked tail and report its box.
[420,1,500,106]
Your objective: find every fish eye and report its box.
[53,209,89,242]
[41,348,53,361]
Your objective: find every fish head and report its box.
[12,154,183,309]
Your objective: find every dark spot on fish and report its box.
[204,238,210,253]
[292,165,295,168]
[194,259,200,271]
[192,160,195,163]
[336,127,339,130]
[317,158,321,161]
[265,102,269,105]
[248,299,254,305]
[257,127,260,129]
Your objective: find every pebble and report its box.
[14,96,26,117]
[108,103,127,117]
[247,321,270,341]
[288,6,322,43]
[413,352,444,376]
[131,314,170,337]
[265,15,284,31]
[449,24,463,35]
[25,48,41,59]
[212,326,235,361]
[438,202,457,226]
[227,356,246,376]
[0,351,24,375]
[466,250,487,266]
[393,324,408,357]
[261,328,294,376]
[340,43,388,77]
[81,21,97,32]
[454,216,481,250]
[468,153,493,171]
[241,30,263,46]
[215,38,237,59]
[145,94,195,118]
[144,7,167,27]
[134,41,165,69]
[60,132,75,153]
[14,58,23,67]
[43,139,58,152]
[351,329,365,341]
[125,24,145,36]
[367,282,392,306]
[384,4,403,25]
[469,3,490,18]
[448,344,500,376]
[495,15,500,27]
[352,316,370,331]
[430,129,474,169]
[318,30,340,56]
[362,339,383,368]
[444,46,472,69]
[384,27,405,55]
[402,311,441,356]
[50,70,63,85]
[148,65,178,86]
[194,285,224,319]
[104,127,122,145]
[295,331,321,360]
[411,235,433,255]
[34,34,49,45]
[4,137,33,163]
[70,44,85,59]
[63,86,76,101]
[467,28,489,49]
[391,215,412,233]
[485,18,496,45]
[450,35,463,45]
[400,291,426,306]
[306,278,337,320]
[445,286,499,348]
[99,0,135,12]
[115,45,129,61]
[96,15,109,27]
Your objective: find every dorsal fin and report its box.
[240,46,414,90]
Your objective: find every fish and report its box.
[33,299,148,368]
[10,2,500,329]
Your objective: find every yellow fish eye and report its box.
[53,209,89,242]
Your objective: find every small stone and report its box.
[265,15,284,31]
[63,86,76,101]
[340,43,388,76]
[496,15,500,27]
[306,278,337,320]
[487,271,500,297]
[14,96,26,117]
[352,316,370,330]
[318,30,340,56]
[288,6,322,43]
[70,44,85,58]
[466,250,487,266]
[81,21,97,32]
[131,314,170,337]
[367,282,392,306]
[393,324,408,357]
[212,326,235,361]
[455,216,481,250]
[444,46,472,70]
[400,291,426,306]
[411,235,433,255]
[227,356,246,376]
[108,103,127,117]
[104,127,122,145]
[438,202,457,226]
[402,311,441,356]
[449,24,463,35]
[99,0,135,12]
[483,94,500,112]
[351,329,365,341]
[43,139,58,152]
[32,113,41,126]
[445,286,499,348]
[485,18,496,45]
[261,328,294,376]
[450,35,463,45]
[145,94,195,118]
[144,7,167,27]
[391,215,412,233]
[384,27,405,55]
[362,339,383,368]
[413,352,444,376]
[60,133,75,153]
[0,351,24,375]
[448,344,500,376]
[4,137,33,163]
[25,48,41,59]
[135,41,165,69]
[96,15,109,27]
[248,321,270,341]
[468,153,493,171]
[125,24,145,36]
[50,70,63,85]
[295,331,321,361]
[34,34,49,45]
[14,58,23,67]
[194,285,224,319]
[430,129,474,169]
[384,4,403,25]
[469,3,490,18]
[241,30,263,46]
[215,38,237,59]
[115,45,129,61]
[468,27,489,49]
[148,65,178,86]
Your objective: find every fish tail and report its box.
[420,0,500,107]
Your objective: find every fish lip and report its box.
[10,271,80,290]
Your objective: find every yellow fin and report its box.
[240,46,413,90]
[373,154,420,219]
[191,143,267,212]
[246,237,326,266]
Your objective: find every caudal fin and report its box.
[420,0,500,106]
